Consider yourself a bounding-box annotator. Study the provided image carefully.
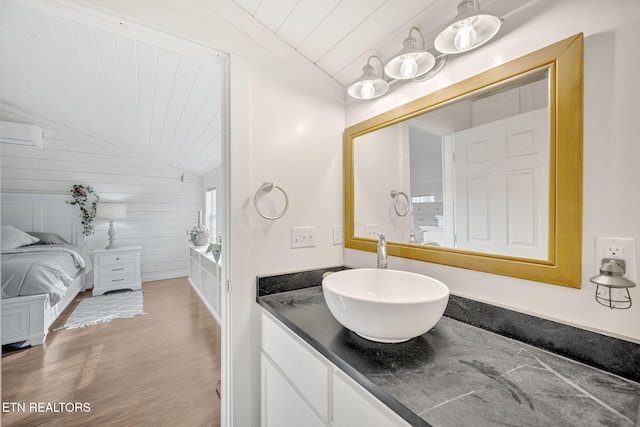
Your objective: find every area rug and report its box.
[58,290,147,330]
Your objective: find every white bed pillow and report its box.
[1,225,40,252]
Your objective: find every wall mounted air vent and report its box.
[0,121,44,149]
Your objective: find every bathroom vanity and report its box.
[257,268,640,427]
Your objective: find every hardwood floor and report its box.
[1,278,221,427]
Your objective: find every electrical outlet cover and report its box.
[595,237,636,281]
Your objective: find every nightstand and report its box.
[92,246,142,296]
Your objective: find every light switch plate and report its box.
[291,226,316,249]
[332,225,343,245]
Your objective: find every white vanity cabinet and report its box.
[262,355,327,427]
[261,312,410,427]
[188,246,221,324]
[332,370,410,427]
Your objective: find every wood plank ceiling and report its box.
[231,0,533,88]
[0,1,223,177]
[1,0,534,178]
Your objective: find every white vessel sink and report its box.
[322,269,449,343]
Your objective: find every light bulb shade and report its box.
[434,0,501,54]
[589,259,636,289]
[96,203,127,220]
[384,46,435,80]
[347,63,389,100]
[385,30,436,80]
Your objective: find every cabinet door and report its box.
[261,355,326,427]
[262,313,330,419]
[332,371,410,427]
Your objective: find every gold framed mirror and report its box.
[344,33,583,288]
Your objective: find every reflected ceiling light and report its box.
[434,0,502,54]
[347,55,389,100]
[384,27,435,80]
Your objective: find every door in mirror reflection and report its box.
[354,68,549,260]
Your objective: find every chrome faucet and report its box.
[377,233,388,269]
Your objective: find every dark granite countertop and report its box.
[257,281,640,427]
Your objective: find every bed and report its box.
[1,193,91,347]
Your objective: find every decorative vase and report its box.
[207,235,222,262]
[192,231,211,247]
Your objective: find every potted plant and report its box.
[189,210,210,247]
[67,184,100,248]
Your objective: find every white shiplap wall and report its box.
[0,109,201,282]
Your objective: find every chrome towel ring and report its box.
[390,190,410,217]
[254,182,289,220]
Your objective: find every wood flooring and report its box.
[1,278,221,427]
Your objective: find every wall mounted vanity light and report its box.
[347,56,389,100]
[434,0,502,54]
[384,27,435,80]
[347,1,502,100]
[589,258,636,309]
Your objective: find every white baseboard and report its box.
[142,270,189,283]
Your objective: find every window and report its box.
[205,187,217,240]
[411,194,435,203]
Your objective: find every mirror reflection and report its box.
[354,68,550,260]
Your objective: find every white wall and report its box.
[345,0,640,344]
[354,125,410,242]
[60,2,346,426]
[0,108,199,282]
[232,41,344,427]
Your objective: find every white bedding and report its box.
[1,244,92,306]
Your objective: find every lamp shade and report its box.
[384,28,435,80]
[434,0,502,54]
[96,203,127,220]
[347,56,389,100]
[589,259,636,289]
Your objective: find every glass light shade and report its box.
[384,34,435,80]
[347,63,389,100]
[434,1,501,54]
[96,203,127,220]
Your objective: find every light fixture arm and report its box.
[456,0,480,20]
[366,55,385,77]
[408,27,425,50]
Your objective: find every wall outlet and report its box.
[332,225,343,245]
[291,226,316,249]
[605,245,623,259]
[364,223,382,239]
[595,237,636,281]
[596,237,628,259]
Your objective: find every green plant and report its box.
[67,184,100,236]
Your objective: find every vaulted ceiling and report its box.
[0,0,224,177]
[0,0,534,177]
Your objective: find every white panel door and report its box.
[453,108,549,259]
